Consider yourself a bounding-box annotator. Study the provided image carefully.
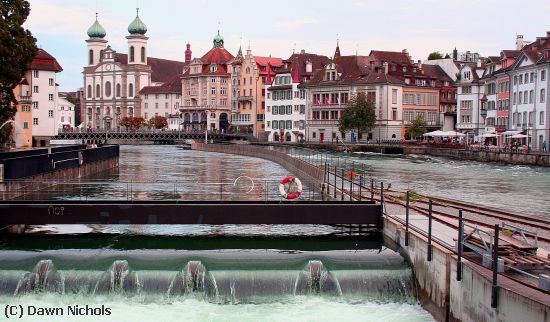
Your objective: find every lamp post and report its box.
[479,95,488,142]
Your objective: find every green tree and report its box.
[338,93,376,140]
[427,51,443,60]
[407,115,427,139]
[147,115,168,129]
[0,0,37,142]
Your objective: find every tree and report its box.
[0,0,37,142]
[427,51,443,60]
[444,53,451,59]
[120,116,145,131]
[407,115,427,139]
[338,93,376,140]
[148,115,168,129]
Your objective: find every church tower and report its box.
[86,13,107,66]
[185,42,192,65]
[127,8,148,65]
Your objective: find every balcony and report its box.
[307,119,338,126]
[19,95,32,104]
[238,96,253,102]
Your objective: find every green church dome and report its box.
[87,16,106,39]
[128,9,147,35]
[213,31,224,48]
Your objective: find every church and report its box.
[82,10,190,130]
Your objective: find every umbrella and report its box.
[442,131,466,137]
[423,130,446,137]
[510,134,527,139]
[481,133,498,138]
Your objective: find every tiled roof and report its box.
[283,52,330,78]
[501,50,521,58]
[139,74,182,95]
[201,47,234,65]
[30,49,63,72]
[267,85,293,91]
[369,50,412,65]
[114,53,185,83]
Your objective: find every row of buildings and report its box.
[9,10,550,151]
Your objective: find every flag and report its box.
[326,99,332,106]
[316,99,321,106]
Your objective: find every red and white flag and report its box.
[316,99,322,106]
[326,99,332,106]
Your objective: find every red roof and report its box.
[139,74,182,95]
[114,54,185,83]
[277,52,330,84]
[30,49,63,72]
[200,47,234,65]
[369,50,411,65]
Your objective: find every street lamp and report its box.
[479,94,488,141]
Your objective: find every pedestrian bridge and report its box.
[51,131,251,144]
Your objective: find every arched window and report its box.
[128,84,134,97]
[116,84,121,97]
[87,85,92,98]
[89,49,93,65]
[95,84,100,98]
[105,81,111,97]
[141,47,145,63]
[130,46,135,62]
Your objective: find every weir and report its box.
[0,249,415,304]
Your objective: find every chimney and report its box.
[300,49,305,54]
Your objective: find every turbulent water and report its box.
[282,147,550,217]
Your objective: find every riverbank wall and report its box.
[0,145,119,201]
[383,217,550,322]
[192,143,325,189]
[262,142,550,167]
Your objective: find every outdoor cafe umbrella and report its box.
[423,130,446,137]
[510,134,527,139]
[442,131,466,137]
[481,133,498,138]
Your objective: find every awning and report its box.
[502,130,522,136]
[423,130,446,137]
[510,134,527,139]
[442,131,466,137]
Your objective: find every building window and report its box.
[541,89,546,103]
[392,89,398,104]
[33,86,38,93]
[89,50,93,65]
[105,81,111,97]
[155,103,158,109]
[23,122,28,129]
[87,85,92,98]
[540,112,545,125]
[542,70,546,81]
[141,47,145,62]
[33,118,38,125]
[116,84,121,97]
[48,94,53,101]
[144,103,148,109]
[130,46,135,62]
[49,78,54,86]
[129,84,134,97]
[33,70,39,78]
[33,102,38,109]
[96,84,100,97]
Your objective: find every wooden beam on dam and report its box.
[0,201,382,226]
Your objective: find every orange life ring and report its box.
[279,176,303,200]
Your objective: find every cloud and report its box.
[274,18,318,32]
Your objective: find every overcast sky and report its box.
[25,0,550,91]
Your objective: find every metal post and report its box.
[427,199,433,261]
[380,182,385,218]
[341,168,345,201]
[349,173,353,201]
[359,175,363,201]
[333,166,337,199]
[457,210,464,281]
[405,191,410,246]
[491,224,499,309]
[371,179,374,200]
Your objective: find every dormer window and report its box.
[402,66,407,73]
[210,64,217,72]
[405,78,410,84]
[463,71,471,80]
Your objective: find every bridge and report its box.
[51,130,251,144]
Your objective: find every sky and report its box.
[24,0,550,91]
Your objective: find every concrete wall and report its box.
[384,217,550,322]
[0,154,118,200]
[192,143,325,188]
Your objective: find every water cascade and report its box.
[0,250,416,304]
